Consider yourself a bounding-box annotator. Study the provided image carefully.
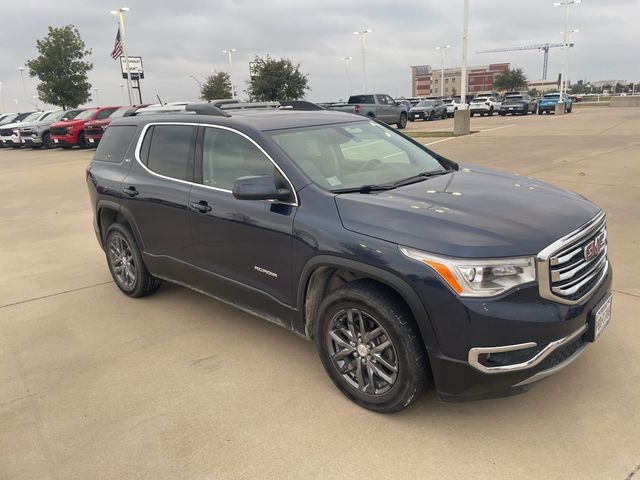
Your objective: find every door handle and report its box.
[122,186,139,197]
[189,200,212,213]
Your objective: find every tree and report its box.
[493,68,528,92]
[247,55,310,101]
[26,25,92,109]
[201,71,232,100]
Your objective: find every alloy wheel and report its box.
[108,233,137,289]
[326,308,398,395]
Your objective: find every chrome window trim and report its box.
[468,323,588,374]
[536,211,607,305]
[133,121,299,206]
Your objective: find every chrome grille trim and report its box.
[537,211,608,305]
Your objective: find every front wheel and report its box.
[42,132,53,149]
[105,223,161,297]
[396,113,407,129]
[315,280,429,413]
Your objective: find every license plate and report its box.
[21,139,25,143]
[594,295,612,339]
[54,139,59,143]
[88,138,94,143]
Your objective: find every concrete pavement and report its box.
[1,107,639,479]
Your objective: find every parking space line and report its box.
[477,124,516,133]
[425,137,457,146]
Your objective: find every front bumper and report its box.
[421,267,613,401]
[0,135,21,146]
[20,135,42,146]
[50,134,78,147]
[500,105,527,113]
[409,110,431,120]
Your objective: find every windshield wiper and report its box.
[389,169,451,188]
[331,184,395,194]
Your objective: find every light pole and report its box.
[93,88,100,105]
[353,29,372,93]
[341,56,352,100]
[454,0,471,135]
[435,45,451,98]
[110,7,134,105]
[560,29,579,96]
[119,84,126,104]
[553,0,581,109]
[18,66,27,108]
[222,49,237,99]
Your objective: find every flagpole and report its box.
[113,8,134,105]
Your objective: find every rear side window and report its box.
[93,125,137,163]
[145,125,196,181]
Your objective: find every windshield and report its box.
[417,100,435,107]
[74,109,97,120]
[46,110,68,122]
[108,107,130,119]
[270,120,446,192]
[63,110,82,120]
[22,112,43,122]
[543,94,560,99]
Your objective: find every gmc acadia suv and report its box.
[86,104,612,412]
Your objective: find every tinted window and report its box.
[95,108,119,120]
[146,125,196,180]
[201,128,274,190]
[93,125,138,163]
[349,95,375,104]
[75,109,98,120]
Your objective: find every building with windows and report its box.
[410,63,510,97]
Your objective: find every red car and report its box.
[50,106,120,148]
[83,105,149,147]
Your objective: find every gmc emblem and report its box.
[584,232,606,262]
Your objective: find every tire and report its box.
[105,223,161,298]
[499,112,506,116]
[42,132,53,149]
[441,110,447,120]
[396,113,407,129]
[538,109,543,115]
[429,111,435,121]
[489,106,494,116]
[77,132,88,149]
[470,112,475,117]
[315,280,429,413]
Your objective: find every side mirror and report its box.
[232,175,292,202]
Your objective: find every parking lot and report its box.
[1,106,639,479]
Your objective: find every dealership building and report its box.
[410,63,510,97]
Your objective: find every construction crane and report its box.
[476,42,573,80]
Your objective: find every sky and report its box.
[0,0,638,111]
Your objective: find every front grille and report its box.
[0,128,13,136]
[50,127,67,136]
[538,212,608,304]
[84,128,103,136]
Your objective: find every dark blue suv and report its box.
[87,104,612,412]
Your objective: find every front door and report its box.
[187,126,297,317]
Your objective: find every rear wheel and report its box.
[489,106,494,116]
[105,223,161,298]
[429,111,435,121]
[315,280,429,413]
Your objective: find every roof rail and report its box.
[278,100,325,111]
[221,101,280,110]
[185,103,232,117]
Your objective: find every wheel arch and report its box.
[296,255,438,351]
[96,200,145,251]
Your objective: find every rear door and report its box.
[186,125,296,312]
[120,123,196,263]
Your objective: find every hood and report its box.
[334,165,600,258]
[19,118,60,129]
[410,106,432,112]
[51,118,90,128]
[0,121,24,130]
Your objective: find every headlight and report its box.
[399,246,536,297]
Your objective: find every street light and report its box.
[110,7,134,105]
[435,45,451,98]
[222,49,237,99]
[93,87,100,105]
[18,66,27,98]
[560,29,579,95]
[341,56,353,100]
[353,29,372,93]
[553,0,581,108]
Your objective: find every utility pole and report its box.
[554,0,581,112]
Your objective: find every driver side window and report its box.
[201,127,274,190]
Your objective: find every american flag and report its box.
[111,27,123,60]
